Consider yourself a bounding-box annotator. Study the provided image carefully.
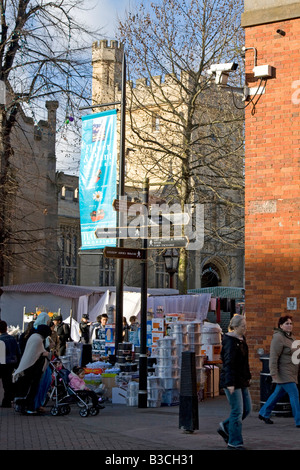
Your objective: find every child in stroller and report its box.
[68,366,105,410]
[47,361,104,417]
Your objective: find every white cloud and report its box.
[79,0,138,39]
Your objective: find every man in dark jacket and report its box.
[0,320,20,407]
[52,315,70,356]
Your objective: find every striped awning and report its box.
[188,286,244,299]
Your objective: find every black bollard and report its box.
[179,351,199,432]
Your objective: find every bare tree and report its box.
[117,0,245,293]
[0,0,100,284]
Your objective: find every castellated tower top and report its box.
[92,40,124,107]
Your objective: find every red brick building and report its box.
[242,1,300,405]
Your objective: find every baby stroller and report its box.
[47,361,100,417]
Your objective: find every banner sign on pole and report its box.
[79,109,117,250]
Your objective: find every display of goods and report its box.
[156,337,176,348]
[127,397,138,406]
[147,399,161,407]
[201,322,222,345]
[147,376,161,388]
[147,387,163,400]
[155,365,179,378]
[157,346,176,358]
[59,355,72,371]
[119,362,138,373]
[118,342,133,353]
[156,356,178,367]
[160,377,179,389]
[161,388,180,405]
[84,367,103,375]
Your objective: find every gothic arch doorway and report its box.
[201,263,221,287]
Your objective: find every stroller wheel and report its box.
[50,406,60,416]
[60,404,71,415]
[89,407,99,416]
[79,407,89,417]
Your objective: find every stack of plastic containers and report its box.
[61,341,83,370]
[147,375,163,407]
[169,321,205,400]
[153,336,180,406]
[126,381,139,407]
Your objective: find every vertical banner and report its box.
[79,109,117,249]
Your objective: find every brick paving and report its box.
[1,395,300,454]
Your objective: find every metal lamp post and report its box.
[163,248,179,289]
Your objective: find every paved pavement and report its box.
[1,385,300,461]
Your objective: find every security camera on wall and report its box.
[209,63,238,73]
[207,62,238,86]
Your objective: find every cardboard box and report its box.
[105,344,115,355]
[101,375,117,398]
[105,325,115,343]
[164,314,182,323]
[152,331,164,345]
[200,344,222,361]
[152,318,164,332]
[204,365,220,397]
[112,387,127,404]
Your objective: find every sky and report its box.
[80,0,138,39]
[56,0,141,174]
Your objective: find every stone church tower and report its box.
[89,39,244,292]
[92,40,124,107]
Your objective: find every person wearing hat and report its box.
[52,315,70,356]
[79,314,91,344]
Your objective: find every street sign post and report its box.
[95,227,143,239]
[103,246,145,260]
[148,237,188,249]
[112,198,148,212]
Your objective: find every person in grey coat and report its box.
[259,315,300,426]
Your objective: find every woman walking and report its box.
[13,324,51,414]
[258,315,300,427]
[218,314,252,450]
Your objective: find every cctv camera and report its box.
[209,62,238,73]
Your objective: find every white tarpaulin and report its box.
[87,290,141,324]
[147,294,211,322]
[77,295,89,319]
[87,290,110,322]
[64,316,81,342]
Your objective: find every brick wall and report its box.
[244,19,300,406]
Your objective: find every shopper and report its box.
[18,321,35,355]
[95,314,108,340]
[218,314,252,450]
[33,312,50,329]
[123,316,129,341]
[90,315,102,341]
[129,315,139,330]
[258,315,300,427]
[79,314,91,344]
[13,324,51,414]
[52,314,70,355]
[0,321,21,407]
